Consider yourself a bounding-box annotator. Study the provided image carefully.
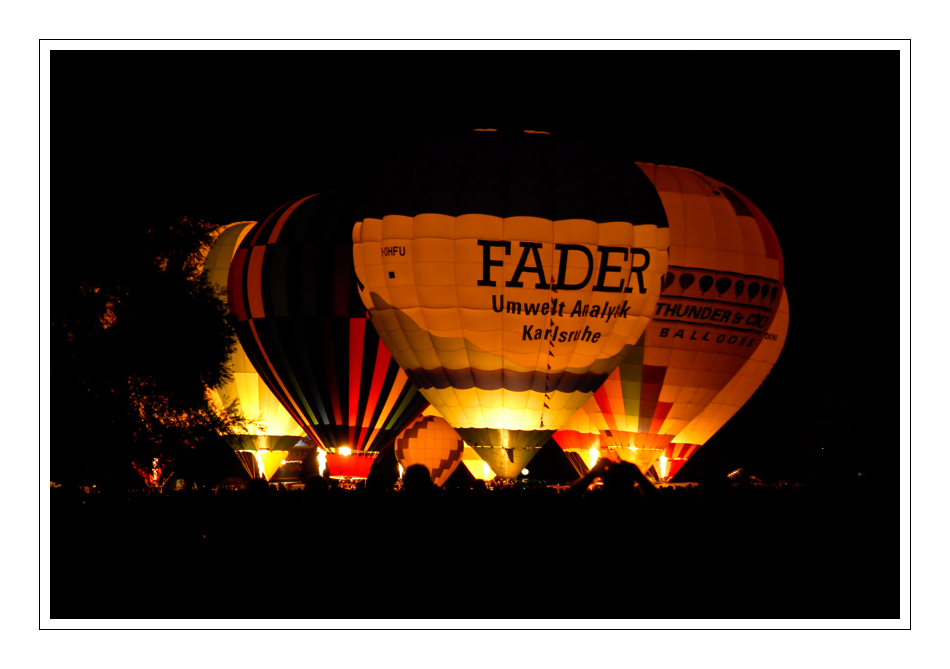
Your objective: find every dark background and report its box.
[55,49,897,484]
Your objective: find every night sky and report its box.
[56,49,897,482]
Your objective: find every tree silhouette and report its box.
[52,215,248,487]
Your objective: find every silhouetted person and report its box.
[366,467,394,493]
[304,475,329,502]
[245,477,269,498]
[403,464,433,495]
[567,457,664,506]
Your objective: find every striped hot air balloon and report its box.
[352,129,670,478]
[554,164,785,479]
[203,222,307,479]
[227,192,429,468]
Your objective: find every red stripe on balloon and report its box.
[593,386,619,433]
[268,194,318,245]
[228,248,248,321]
[666,460,686,480]
[246,246,267,319]
[248,202,285,247]
[356,337,392,450]
[648,401,673,434]
[348,320,365,448]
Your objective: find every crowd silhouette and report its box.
[51,460,895,620]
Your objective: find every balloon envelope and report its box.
[228,192,429,456]
[353,130,670,477]
[394,413,464,487]
[555,164,785,477]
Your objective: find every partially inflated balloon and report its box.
[203,222,306,479]
[460,446,496,481]
[661,290,790,480]
[228,193,429,459]
[353,130,669,477]
[555,164,784,478]
[394,413,464,487]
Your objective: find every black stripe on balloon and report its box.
[283,241,304,318]
[310,316,340,443]
[332,316,352,446]
[333,243,356,318]
[289,315,331,426]
[298,241,324,318]
[260,316,320,429]
[259,245,277,317]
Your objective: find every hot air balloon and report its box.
[227,192,430,473]
[203,222,307,480]
[660,289,790,480]
[394,410,464,487]
[554,164,784,479]
[352,130,670,478]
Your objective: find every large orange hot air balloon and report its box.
[554,164,785,478]
[352,130,670,477]
[228,192,429,470]
[202,221,307,479]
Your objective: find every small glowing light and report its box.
[280,460,287,465]
[398,464,404,478]
[522,469,529,476]
[482,461,492,479]
[317,450,327,476]
[254,452,266,479]
[339,446,352,456]
[588,447,600,470]
[658,455,668,479]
